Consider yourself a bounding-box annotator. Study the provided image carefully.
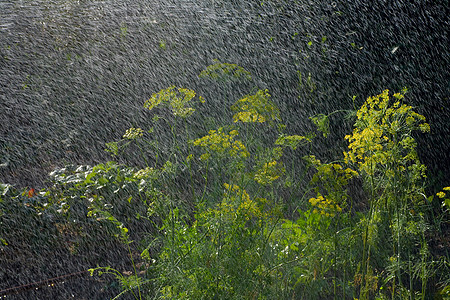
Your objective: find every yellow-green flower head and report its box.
[440,187,450,209]
[311,162,357,186]
[304,155,322,166]
[199,153,211,161]
[231,89,281,125]
[199,59,252,81]
[254,160,285,185]
[220,183,266,221]
[344,89,429,176]
[275,134,311,150]
[123,127,144,140]
[309,193,342,217]
[224,183,250,202]
[436,191,446,198]
[144,86,203,118]
[193,127,250,159]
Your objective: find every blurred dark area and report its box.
[0,0,447,190]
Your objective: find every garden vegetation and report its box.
[1,62,449,299]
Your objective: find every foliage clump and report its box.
[344,89,429,178]
[199,59,252,81]
[193,127,250,160]
[231,89,280,125]
[144,85,204,118]
[2,65,449,300]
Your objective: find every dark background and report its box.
[1,0,448,190]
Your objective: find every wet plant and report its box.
[83,77,447,299]
[3,62,448,299]
[343,89,436,299]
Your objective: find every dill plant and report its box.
[32,60,447,299]
[343,89,432,299]
[198,59,252,82]
[130,63,309,299]
[5,56,450,299]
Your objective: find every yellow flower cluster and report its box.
[309,193,342,217]
[254,160,285,185]
[304,155,321,166]
[233,111,266,123]
[311,163,358,188]
[123,127,144,140]
[198,59,252,81]
[307,159,357,215]
[344,127,386,175]
[436,192,445,198]
[221,183,266,221]
[437,187,450,198]
[144,86,204,118]
[223,183,251,202]
[275,134,311,150]
[344,89,429,176]
[439,187,450,210]
[185,154,194,163]
[193,128,250,160]
[231,89,280,124]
